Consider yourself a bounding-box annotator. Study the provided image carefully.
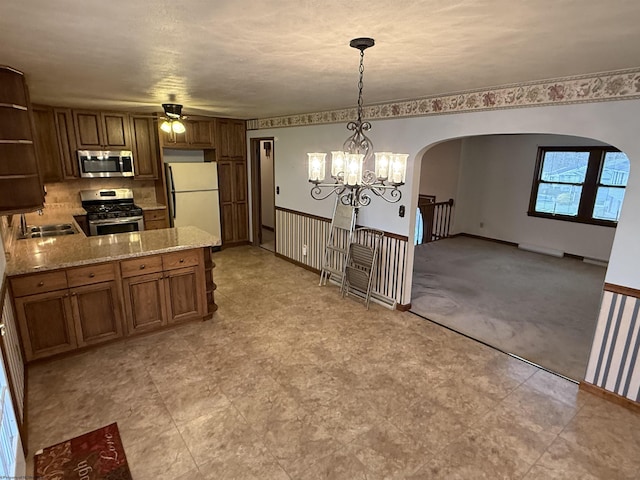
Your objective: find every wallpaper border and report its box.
[247,67,640,130]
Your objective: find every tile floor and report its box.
[27,247,640,479]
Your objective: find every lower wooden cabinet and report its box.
[14,290,77,361]
[11,247,210,362]
[71,281,123,346]
[121,252,205,335]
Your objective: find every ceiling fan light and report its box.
[160,120,172,133]
[171,120,186,134]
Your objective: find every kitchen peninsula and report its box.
[5,226,218,362]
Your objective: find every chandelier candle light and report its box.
[307,38,408,207]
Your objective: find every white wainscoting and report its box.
[275,208,409,306]
[585,285,640,402]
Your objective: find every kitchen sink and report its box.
[18,223,78,239]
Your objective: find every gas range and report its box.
[80,189,144,236]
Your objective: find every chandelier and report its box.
[160,103,186,135]
[307,38,408,207]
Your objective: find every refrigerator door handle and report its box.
[168,166,177,219]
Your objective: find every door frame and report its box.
[249,137,275,248]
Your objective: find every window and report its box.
[529,147,629,226]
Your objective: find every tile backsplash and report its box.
[44,179,158,208]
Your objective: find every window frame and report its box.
[528,146,626,228]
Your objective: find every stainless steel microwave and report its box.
[77,150,135,178]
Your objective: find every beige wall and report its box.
[419,139,462,203]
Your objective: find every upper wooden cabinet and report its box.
[217,118,246,159]
[131,116,159,179]
[0,66,45,215]
[33,106,79,182]
[159,117,216,149]
[73,110,132,150]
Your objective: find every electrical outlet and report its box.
[302,244,307,256]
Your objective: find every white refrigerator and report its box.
[166,162,222,246]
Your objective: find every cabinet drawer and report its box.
[163,249,200,270]
[120,255,163,278]
[145,220,167,230]
[143,209,167,221]
[11,270,68,297]
[67,262,116,287]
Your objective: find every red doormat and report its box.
[34,423,132,479]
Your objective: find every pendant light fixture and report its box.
[307,38,408,207]
[160,103,186,136]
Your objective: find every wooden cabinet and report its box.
[143,208,169,230]
[218,160,249,244]
[0,66,45,215]
[217,118,245,158]
[159,117,215,148]
[11,263,123,361]
[32,106,63,183]
[131,116,159,179]
[14,289,77,361]
[121,249,205,335]
[73,110,132,150]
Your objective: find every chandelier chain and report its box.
[357,49,365,123]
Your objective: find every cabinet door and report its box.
[159,127,189,148]
[217,119,231,158]
[122,272,167,334]
[32,106,63,183]
[54,108,79,178]
[230,120,245,157]
[102,112,131,149]
[73,110,103,149]
[164,266,204,323]
[14,290,76,361]
[131,116,159,179]
[187,119,215,147]
[217,161,235,243]
[71,281,123,346]
[233,161,249,241]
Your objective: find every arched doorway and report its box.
[409,133,630,381]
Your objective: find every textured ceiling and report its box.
[1,1,640,119]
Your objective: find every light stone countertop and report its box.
[137,203,168,211]
[6,226,218,276]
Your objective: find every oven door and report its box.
[88,216,144,236]
[78,151,134,178]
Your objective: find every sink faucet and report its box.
[19,214,27,237]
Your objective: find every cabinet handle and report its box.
[71,293,77,297]
[89,273,95,278]
[37,281,44,287]
[179,259,185,263]
[140,264,145,269]
[64,293,69,298]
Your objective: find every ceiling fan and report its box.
[160,103,187,135]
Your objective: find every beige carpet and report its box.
[411,236,606,380]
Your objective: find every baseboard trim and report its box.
[396,303,412,311]
[221,241,251,250]
[274,252,321,274]
[261,225,274,232]
[453,232,518,247]
[579,382,640,414]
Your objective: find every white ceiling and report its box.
[1,1,640,119]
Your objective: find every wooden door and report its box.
[188,119,215,147]
[54,108,79,178]
[131,116,159,179]
[70,281,123,346]
[14,290,77,361]
[32,106,63,183]
[102,112,131,149]
[73,110,103,149]
[122,272,167,334]
[164,266,204,323]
